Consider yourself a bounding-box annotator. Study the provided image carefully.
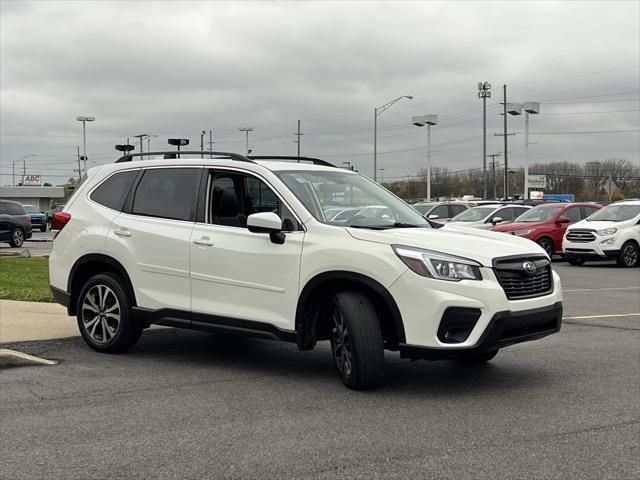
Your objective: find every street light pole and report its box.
[238,127,254,155]
[503,85,509,198]
[200,130,206,158]
[374,95,413,182]
[522,102,540,200]
[76,116,95,174]
[477,82,491,199]
[411,115,438,201]
[379,168,385,185]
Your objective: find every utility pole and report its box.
[294,120,303,160]
[208,130,214,158]
[200,130,206,158]
[76,146,82,181]
[238,127,254,155]
[477,82,491,199]
[133,134,147,160]
[487,153,501,199]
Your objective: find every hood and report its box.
[345,226,547,266]
[492,221,546,232]
[567,218,636,231]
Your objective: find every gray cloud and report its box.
[1,0,638,184]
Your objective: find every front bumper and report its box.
[399,301,562,360]
[563,237,621,260]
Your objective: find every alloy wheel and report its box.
[81,285,121,343]
[623,243,638,267]
[331,309,353,378]
[13,229,24,246]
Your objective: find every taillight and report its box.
[52,212,71,230]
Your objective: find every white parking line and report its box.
[564,313,640,320]
[564,287,640,293]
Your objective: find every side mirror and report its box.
[428,214,440,219]
[556,216,571,224]
[247,212,286,244]
[491,216,503,225]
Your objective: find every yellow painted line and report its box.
[564,287,640,292]
[564,313,640,320]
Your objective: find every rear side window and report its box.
[0,201,26,215]
[91,170,138,211]
[132,168,200,221]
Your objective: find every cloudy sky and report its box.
[1,0,638,185]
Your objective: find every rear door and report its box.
[107,167,201,312]
[189,168,304,331]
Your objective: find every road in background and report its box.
[1,264,638,479]
[0,231,53,257]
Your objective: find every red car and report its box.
[491,202,601,257]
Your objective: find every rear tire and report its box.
[329,291,385,390]
[537,238,554,258]
[458,349,499,365]
[567,258,585,266]
[9,227,25,247]
[617,241,639,268]
[76,273,142,353]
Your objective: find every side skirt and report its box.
[131,306,297,342]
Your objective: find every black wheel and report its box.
[458,349,499,365]
[567,258,585,266]
[537,238,554,258]
[76,273,142,353]
[617,241,639,268]
[329,291,384,390]
[9,227,25,247]
[40,224,47,232]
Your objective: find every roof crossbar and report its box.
[115,151,255,164]
[247,156,336,168]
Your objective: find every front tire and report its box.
[76,273,142,353]
[567,258,585,266]
[617,241,639,268]
[9,227,25,247]
[537,238,554,258]
[40,224,47,232]
[329,291,385,390]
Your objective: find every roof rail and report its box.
[247,156,336,168]
[115,151,255,164]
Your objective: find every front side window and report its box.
[132,168,200,221]
[562,207,582,222]
[91,170,138,211]
[208,171,299,231]
[494,208,514,221]
[275,170,429,229]
[451,206,498,222]
[428,205,449,218]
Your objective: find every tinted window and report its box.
[132,168,200,221]
[91,170,138,211]
[449,204,467,217]
[495,208,514,221]
[581,206,599,219]
[208,171,299,231]
[429,205,449,218]
[562,207,581,222]
[0,201,26,215]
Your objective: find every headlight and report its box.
[596,228,617,236]
[510,229,534,236]
[392,245,482,281]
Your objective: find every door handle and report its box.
[193,237,214,246]
[114,228,132,237]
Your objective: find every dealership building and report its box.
[0,185,65,212]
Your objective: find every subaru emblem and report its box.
[522,261,537,274]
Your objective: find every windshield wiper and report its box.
[347,222,427,230]
[388,222,426,228]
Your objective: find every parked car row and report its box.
[0,200,33,247]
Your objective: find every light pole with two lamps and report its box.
[374,95,412,182]
[502,101,540,199]
[411,115,438,201]
[238,127,254,155]
[76,116,95,175]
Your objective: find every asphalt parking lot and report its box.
[1,263,639,479]
[0,230,53,257]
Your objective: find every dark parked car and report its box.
[23,204,47,232]
[0,200,33,247]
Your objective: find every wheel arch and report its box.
[295,271,405,351]
[67,254,137,315]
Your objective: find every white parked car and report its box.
[446,204,531,230]
[563,200,640,267]
[49,152,563,390]
[412,201,470,222]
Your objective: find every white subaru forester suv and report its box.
[49,152,563,390]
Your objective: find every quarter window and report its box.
[91,170,138,211]
[132,168,200,221]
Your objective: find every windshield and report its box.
[275,170,429,228]
[450,206,497,222]
[587,204,640,222]
[515,206,563,222]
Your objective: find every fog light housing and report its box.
[600,238,615,246]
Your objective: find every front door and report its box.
[190,169,304,331]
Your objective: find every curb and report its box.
[0,348,58,368]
